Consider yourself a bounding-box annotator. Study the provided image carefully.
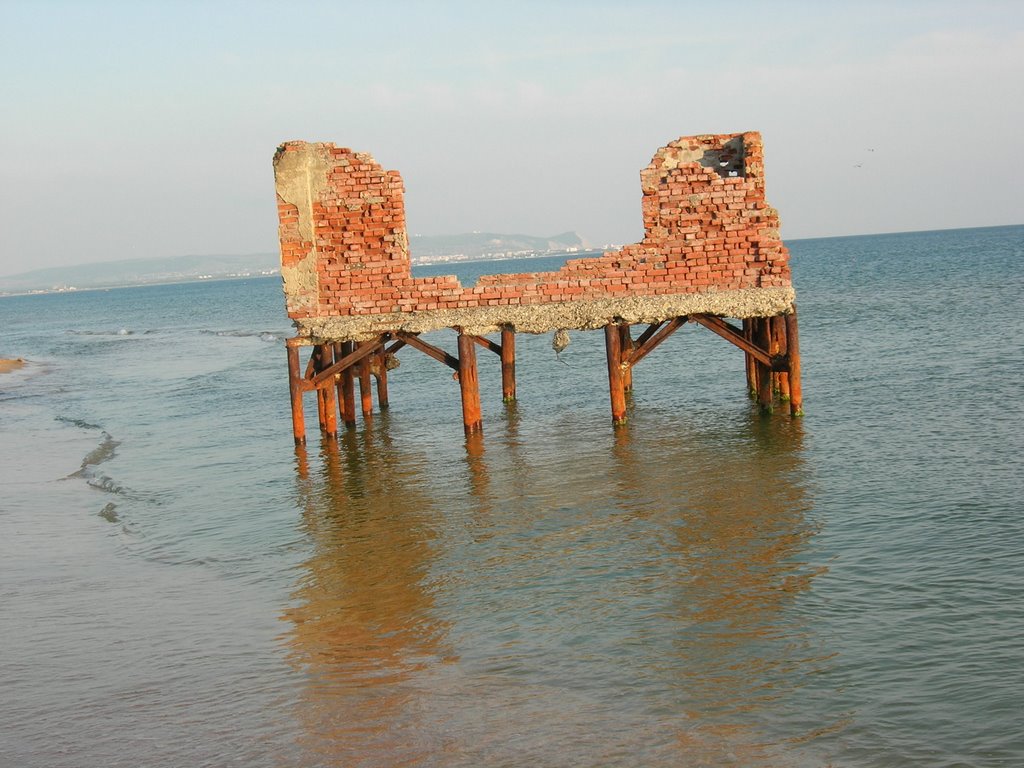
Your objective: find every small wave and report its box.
[70,432,121,475]
[64,329,136,337]
[98,502,119,523]
[85,473,127,495]
[200,329,284,342]
[56,416,104,431]
[61,422,128,498]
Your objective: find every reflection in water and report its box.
[616,416,831,762]
[463,432,490,512]
[283,407,828,767]
[284,424,450,767]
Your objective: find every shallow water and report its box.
[1,225,1022,766]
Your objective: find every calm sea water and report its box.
[1,225,1022,767]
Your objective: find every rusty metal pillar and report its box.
[457,332,483,434]
[785,305,804,417]
[375,350,390,410]
[332,343,348,425]
[322,375,338,437]
[287,343,306,445]
[500,327,516,402]
[604,323,627,425]
[754,319,773,411]
[771,314,791,402]
[618,324,634,394]
[340,341,357,428]
[358,342,374,419]
[742,318,757,398]
[313,345,328,432]
[768,316,781,396]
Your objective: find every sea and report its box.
[1,224,1021,768]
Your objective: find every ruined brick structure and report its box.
[275,132,794,339]
[274,132,802,441]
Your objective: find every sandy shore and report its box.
[0,358,26,374]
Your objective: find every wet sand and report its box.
[0,358,25,374]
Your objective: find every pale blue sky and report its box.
[1,0,1021,275]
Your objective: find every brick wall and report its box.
[274,132,793,340]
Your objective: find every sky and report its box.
[1,0,1022,276]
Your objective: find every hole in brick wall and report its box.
[697,136,745,179]
[410,251,585,286]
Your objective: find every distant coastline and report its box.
[0,231,596,296]
[411,247,608,269]
[2,222,1019,298]
[0,272,282,299]
[0,247,610,298]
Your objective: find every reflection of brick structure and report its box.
[274,133,802,442]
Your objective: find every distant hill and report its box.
[0,253,280,294]
[0,231,592,294]
[410,231,587,261]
